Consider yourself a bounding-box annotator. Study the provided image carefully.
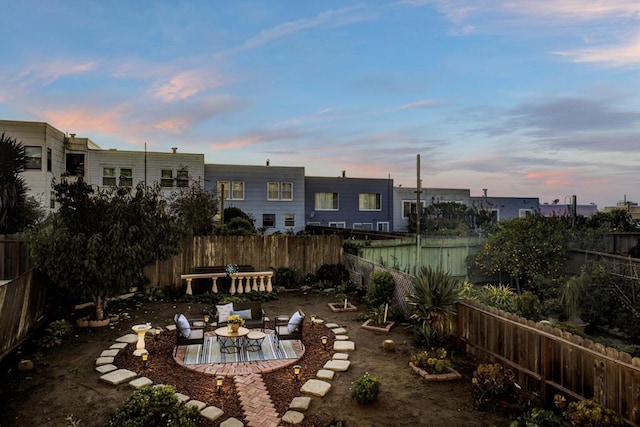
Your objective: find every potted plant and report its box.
[409,348,461,381]
[361,303,395,333]
[327,292,357,312]
[227,314,245,332]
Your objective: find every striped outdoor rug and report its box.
[182,331,299,365]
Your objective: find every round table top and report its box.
[215,326,249,338]
[247,330,266,340]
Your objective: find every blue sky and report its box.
[2,1,640,208]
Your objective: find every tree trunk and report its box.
[94,295,107,321]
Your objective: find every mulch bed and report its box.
[114,320,336,426]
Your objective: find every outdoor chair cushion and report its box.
[232,309,252,320]
[176,313,191,338]
[216,303,234,323]
[288,310,305,333]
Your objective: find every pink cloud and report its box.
[555,34,640,67]
[152,69,225,102]
[42,108,124,135]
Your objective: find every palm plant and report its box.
[407,266,461,342]
[0,132,28,234]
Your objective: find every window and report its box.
[65,153,85,176]
[307,222,320,226]
[47,148,52,172]
[50,191,55,209]
[284,214,295,227]
[315,192,338,210]
[176,169,189,187]
[103,167,117,186]
[328,222,346,228]
[25,146,42,170]
[218,181,244,200]
[491,209,500,222]
[402,200,426,218]
[267,182,279,200]
[119,168,133,187]
[161,169,173,187]
[281,183,293,200]
[353,223,373,230]
[267,182,294,201]
[519,209,533,218]
[359,193,381,211]
[377,222,389,232]
[263,214,275,228]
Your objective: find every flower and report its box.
[227,314,245,326]
[225,264,238,275]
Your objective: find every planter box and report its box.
[361,319,395,333]
[327,302,358,312]
[409,362,462,382]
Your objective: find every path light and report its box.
[155,328,161,341]
[293,364,301,382]
[216,376,224,394]
[141,351,149,368]
[311,314,316,326]
[204,314,210,326]
[321,335,328,351]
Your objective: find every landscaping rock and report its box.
[333,353,349,360]
[129,377,153,389]
[335,335,349,340]
[331,327,347,335]
[219,417,243,427]
[333,341,355,351]
[289,396,312,411]
[175,392,190,402]
[185,399,207,411]
[300,379,331,397]
[100,349,119,357]
[95,356,114,366]
[110,342,128,350]
[200,406,224,421]
[316,369,335,380]
[323,360,351,372]
[100,369,137,385]
[95,364,117,374]
[115,334,138,344]
[282,410,305,424]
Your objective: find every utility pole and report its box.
[415,154,422,273]
[220,183,225,225]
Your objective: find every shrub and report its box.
[108,385,200,427]
[273,267,301,289]
[46,319,73,339]
[410,348,452,374]
[351,373,381,404]
[472,362,517,405]
[565,399,625,426]
[365,271,395,309]
[479,284,515,312]
[514,291,542,321]
[510,408,568,427]
[316,264,349,286]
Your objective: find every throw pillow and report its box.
[216,302,234,323]
[288,310,305,333]
[232,309,252,320]
[176,314,191,338]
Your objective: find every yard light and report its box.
[216,376,224,394]
[321,335,328,351]
[204,314,210,326]
[155,328,161,341]
[311,314,316,326]
[141,351,149,368]
[293,364,301,382]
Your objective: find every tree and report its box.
[216,206,256,235]
[470,214,569,294]
[169,181,218,236]
[28,179,182,320]
[0,132,29,233]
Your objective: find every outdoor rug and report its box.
[183,331,299,365]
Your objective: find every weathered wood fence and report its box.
[457,300,640,426]
[145,235,344,289]
[0,234,31,281]
[0,271,47,361]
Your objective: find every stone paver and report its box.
[335,335,349,341]
[316,369,335,380]
[324,322,340,329]
[333,353,349,360]
[129,377,153,389]
[289,396,312,411]
[165,324,177,331]
[100,369,137,385]
[100,349,120,357]
[323,360,351,372]
[333,341,355,351]
[175,392,190,402]
[331,327,347,335]
[95,364,117,374]
[186,400,207,411]
[95,356,114,366]
[200,406,224,421]
[219,417,244,427]
[282,410,304,424]
[110,342,128,349]
[300,379,331,397]
[115,334,138,344]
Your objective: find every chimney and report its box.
[342,170,346,178]
[266,159,270,166]
[483,188,488,197]
[70,133,76,138]
[171,147,178,154]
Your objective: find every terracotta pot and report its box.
[231,323,240,332]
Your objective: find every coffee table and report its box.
[215,326,249,354]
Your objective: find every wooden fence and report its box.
[457,300,640,426]
[145,235,345,290]
[0,234,31,281]
[0,270,47,361]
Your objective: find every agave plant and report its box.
[407,266,461,335]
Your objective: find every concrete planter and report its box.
[361,319,395,333]
[409,361,462,382]
[327,302,358,312]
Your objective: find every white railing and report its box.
[180,271,274,295]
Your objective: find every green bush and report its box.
[410,348,452,374]
[365,271,395,309]
[273,267,301,289]
[566,399,625,426]
[510,408,568,427]
[46,319,73,339]
[514,291,542,321]
[472,363,517,405]
[479,284,516,312]
[316,264,349,287]
[108,385,200,427]
[351,373,381,404]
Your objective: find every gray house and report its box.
[205,164,306,234]
[305,175,394,231]
[470,195,540,222]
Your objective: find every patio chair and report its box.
[173,313,205,356]
[274,311,305,348]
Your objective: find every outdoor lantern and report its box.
[293,364,301,382]
[204,314,210,325]
[141,351,149,368]
[321,335,328,351]
[216,376,224,394]
[311,314,316,325]
[155,328,161,341]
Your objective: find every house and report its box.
[540,202,598,218]
[205,164,306,234]
[470,195,540,222]
[393,187,471,232]
[305,174,394,231]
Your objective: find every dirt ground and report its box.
[0,292,514,427]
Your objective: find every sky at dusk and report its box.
[2,1,640,208]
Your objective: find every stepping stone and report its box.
[333,353,349,360]
[282,410,304,424]
[301,379,331,397]
[331,327,347,335]
[325,322,340,329]
[116,334,138,344]
[333,341,355,351]
[316,369,335,380]
[311,318,324,325]
[129,377,153,389]
[192,321,204,327]
[96,364,117,374]
[165,324,177,331]
[289,396,312,411]
[323,360,351,372]
[186,400,207,411]
[200,406,224,421]
[175,393,190,403]
[110,342,128,350]
[100,349,120,357]
[335,335,349,341]
[100,369,137,385]
[219,417,243,427]
[96,356,114,366]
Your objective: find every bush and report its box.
[410,348,452,374]
[316,264,349,286]
[365,271,395,309]
[479,284,516,312]
[351,373,381,404]
[108,385,200,427]
[273,267,300,289]
[472,363,517,406]
[565,399,625,426]
[514,291,542,321]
